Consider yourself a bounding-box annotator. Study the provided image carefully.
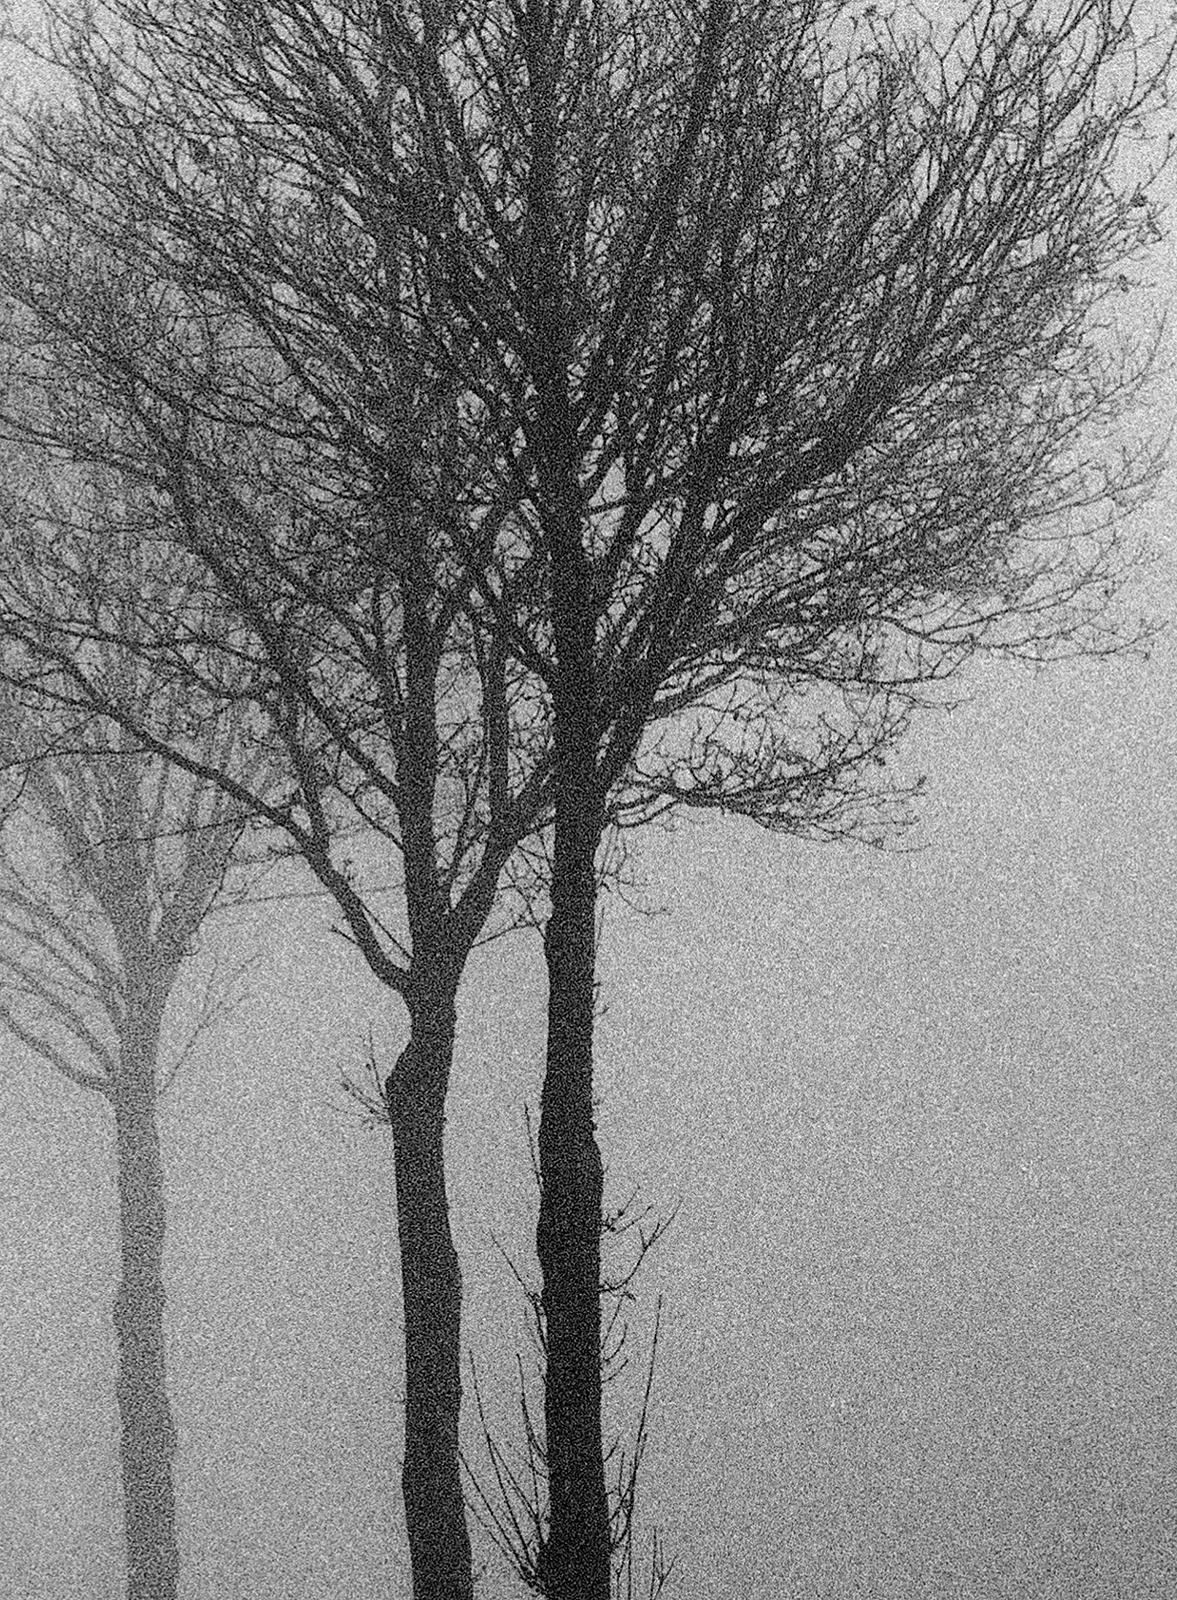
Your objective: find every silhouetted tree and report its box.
[373,3,1167,1593]
[0,475,264,1600]
[0,1,1170,1597]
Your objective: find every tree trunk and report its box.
[386,985,474,1600]
[110,1059,180,1600]
[536,539,611,1600]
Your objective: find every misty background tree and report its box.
[0,468,264,1600]
[0,0,1171,1597]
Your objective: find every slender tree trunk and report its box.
[386,983,473,1600]
[110,1041,180,1600]
[536,534,611,1600]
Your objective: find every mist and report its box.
[3,630,1176,1597]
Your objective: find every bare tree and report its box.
[0,476,264,1600]
[373,2,1167,1593]
[0,1,1170,1598]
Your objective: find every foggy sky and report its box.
[3,596,1176,1600]
[2,8,1177,1598]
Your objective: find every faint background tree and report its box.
[0,465,268,1600]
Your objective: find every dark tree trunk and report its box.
[110,1050,180,1600]
[386,984,474,1600]
[536,531,611,1600]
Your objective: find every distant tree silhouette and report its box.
[0,1,1170,1597]
[0,473,266,1600]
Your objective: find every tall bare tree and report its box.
[334,4,1167,1593]
[0,476,264,1600]
[0,1,1169,1597]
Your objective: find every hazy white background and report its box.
[1,3,1176,1596]
[4,636,1177,1600]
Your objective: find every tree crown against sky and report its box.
[0,0,1166,925]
